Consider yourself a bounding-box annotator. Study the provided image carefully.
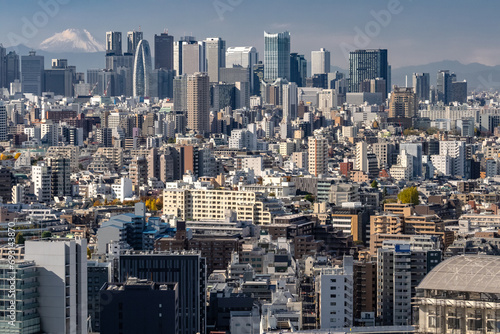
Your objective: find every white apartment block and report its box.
[317,256,354,329]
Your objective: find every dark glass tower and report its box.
[349,49,388,93]
[155,32,174,70]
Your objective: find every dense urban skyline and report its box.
[1,0,500,68]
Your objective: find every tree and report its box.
[371,180,379,189]
[87,247,92,259]
[155,198,163,210]
[382,187,388,198]
[397,186,420,205]
[168,137,176,144]
[304,194,315,203]
[15,233,25,245]
[93,200,102,207]
[41,231,52,239]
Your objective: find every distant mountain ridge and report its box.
[332,60,500,92]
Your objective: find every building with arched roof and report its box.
[415,255,500,333]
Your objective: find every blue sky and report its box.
[0,0,498,68]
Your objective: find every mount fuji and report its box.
[39,29,105,53]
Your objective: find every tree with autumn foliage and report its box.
[397,187,420,205]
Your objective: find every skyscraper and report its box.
[264,31,290,82]
[311,48,331,76]
[180,40,206,75]
[133,39,153,96]
[155,32,174,70]
[21,51,44,96]
[6,51,20,88]
[127,30,143,55]
[106,31,122,56]
[412,73,430,101]
[226,46,258,88]
[0,44,5,88]
[436,70,452,104]
[452,80,467,103]
[204,37,226,83]
[290,53,307,87]
[349,49,388,93]
[187,72,210,134]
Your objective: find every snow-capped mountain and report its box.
[39,29,105,53]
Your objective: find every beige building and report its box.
[308,136,328,177]
[163,188,274,225]
[187,72,210,134]
[389,86,417,118]
[94,147,123,171]
[46,146,80,171]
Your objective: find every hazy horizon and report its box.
[1,0,499,69]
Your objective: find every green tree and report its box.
[87,247,92,259]
[41,231,52,239]
[15,233,25,245]
[382,187,388,198]
[371,180,379,189]
[304,194,315,203]
[397,186,420,205]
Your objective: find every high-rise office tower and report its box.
[44,58,74,97]
[226,46,258,88]
[308,135,328,177]
[204,37,226,83]
[173,36,196,75]
[106,31,122,56]
[282,82,298,121]
[0,103,6,141]
[133,39,153,96]
[290,53,307,87]
[25,238,88,334]
[187,72,210,134]
[349,49,389,93]
[388,86,417,118]
[118,252,206,334]
[436,70,452,104]
[155,32,174,70]
[127,30,143,55]
[452,80,467,103]
[21,51,44,96]
[412,73,430,101]
[0,44,5,88]
[226,46,258,68]
[6,51,20,88]
[173,74,188,112]
[264,31,291,82]
[180,40,206,75]
[311,48,331,76]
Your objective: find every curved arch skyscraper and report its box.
[133,39,152,97]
